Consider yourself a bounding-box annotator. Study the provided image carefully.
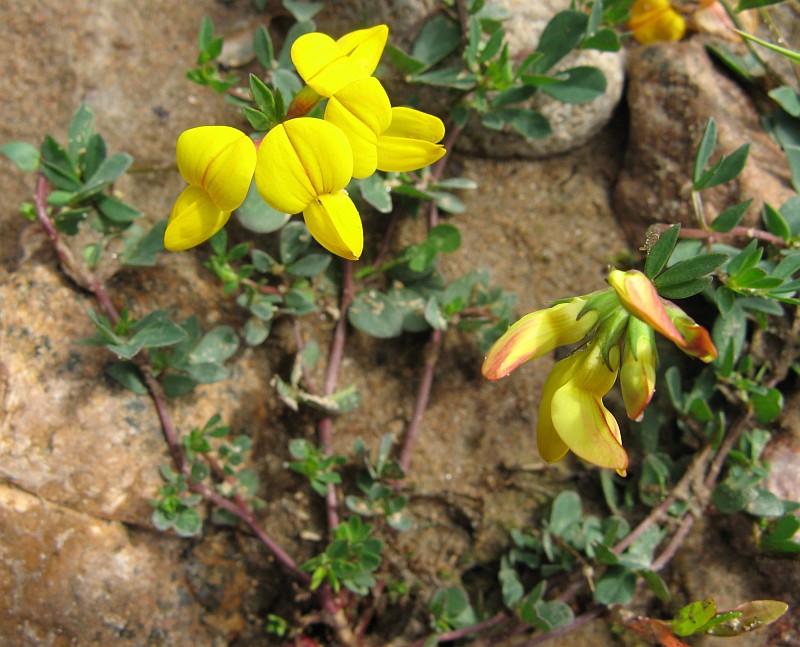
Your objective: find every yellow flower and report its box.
[482,298,599,381]
[620,318,657,422]
[608,269,684,345]
[324,77,392,179]
[377,107,447,173]
[254,117,363,260]
[165,126,257,251]
[291,25,389,97]
[663,302,717,363]
[538,339,628,474]
[608,269,716,362]
[629,0,686,44]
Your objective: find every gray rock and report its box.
[456,0,625,158]
[614,39,795,245]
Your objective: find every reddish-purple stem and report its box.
[34,173,307,583]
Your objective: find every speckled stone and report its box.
[456,0,626,158]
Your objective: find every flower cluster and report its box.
[482,269,716,475]
[628,0,686,44]
[164,25,446,260]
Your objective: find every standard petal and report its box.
[325,78,392,179]
[291,33,348,96]
[608,269,684,347]
[482,299,598,381]
[335,25,388,76]
[165,185,231,251]
[303,191,363,260]
[176,126,256,211]
[255,118,353,215]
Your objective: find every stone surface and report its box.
[1,1,798,645]
[456,0,626,158]
[614,38,795,245]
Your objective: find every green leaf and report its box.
[752,387,783,424]
[236,180,290,234]
[190,326,239,363]
[280,221,312,264]
[762,203,791,242]
[644,224,680,279]
[593,566,636,605]
[672,598,717,636]
[68,103,96,163]
[105,360,148,394]
[286,252,331,277]
[737,0,784,8]
[174,506,202,537]
[40,135,82,191]
[708,600,788,637]
[642,569,671,602]
[243,316,271,346]
[357,173,392,213]
[746,489,785,517]
[711,200,752,233]
[348,290,405,338]
[769,85,800,117]
[582,28,620,52]
[725,239,760,278]
[282,0,323,22]
[484,108,551,139]
[1,141,40,172]
[548,491,582,536]
[253,25,275,70]
[499,557,524,608]
[412,14,462,67]
[72,152,133,202]
[713,482,757,514]
[95,194,141,225]
[188,362,230,384]
[428,223,461,253]
[412,67,478,90]
[693,118,717,185]
[653,253,727,287]
[733,30,800,63]
[249,74,276,118]
[384,44,427,76]
[701,144,751,190]
[540,66,606,104]
[122,219,167,266]
[532,11,588,74]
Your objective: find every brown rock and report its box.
[614,39,794,246]
[0,482,219,646]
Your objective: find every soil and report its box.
[1,2,798,646]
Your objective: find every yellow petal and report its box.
[175,126,256,211]
[377,137,446,173]
[335,25,388,76]
[620,319,657,421]
[325,78,392,179]
[292,32,371,97]
[482,299,598,381]
[255,118,353,214]
[303,192,363,260]
[608,269,684,346]
[629,0,686,44]
[383,107,445,142]
[549,344,628,471]
[165,185,231,251]
[537,355,577,464]
[376,107,446,172]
